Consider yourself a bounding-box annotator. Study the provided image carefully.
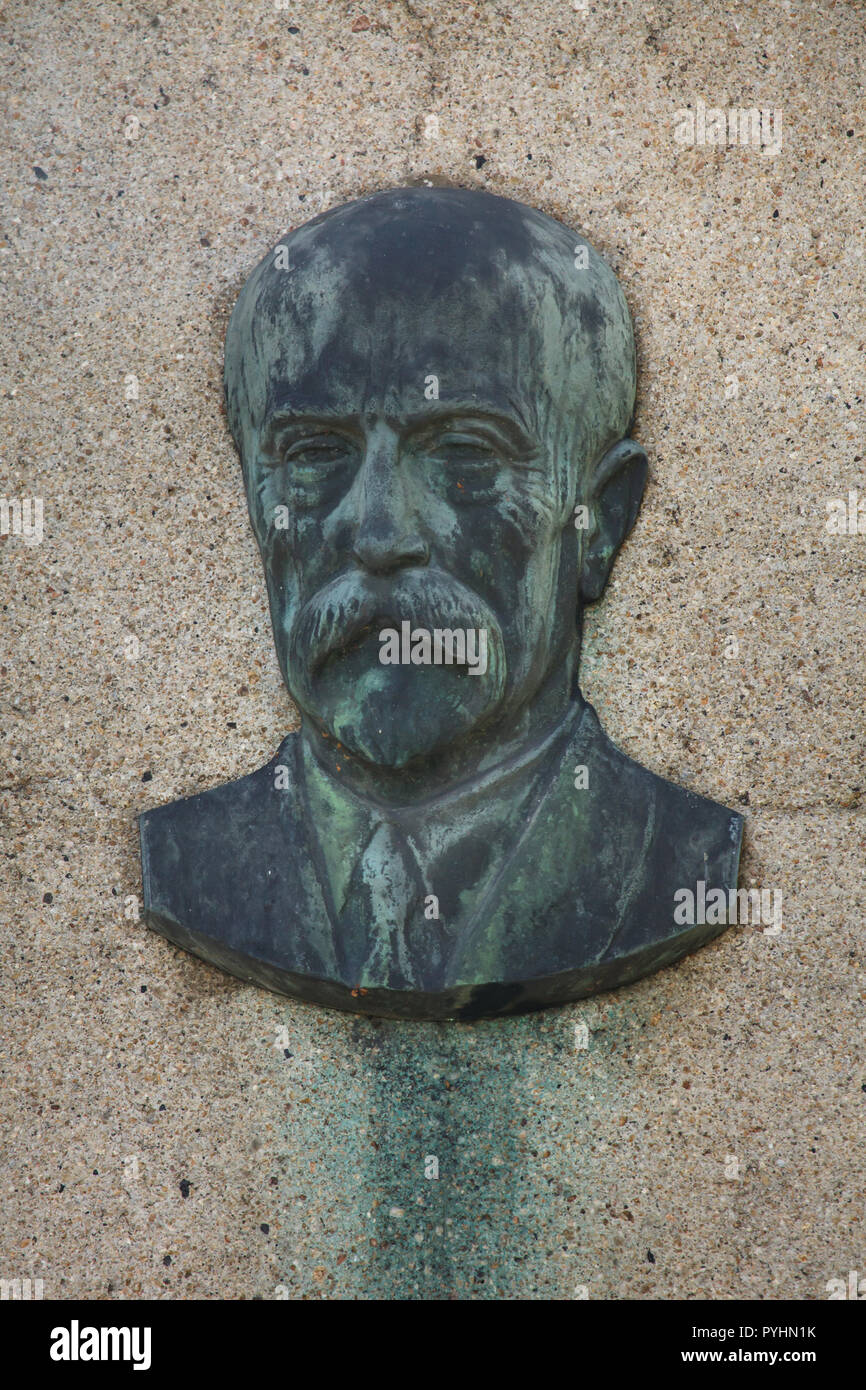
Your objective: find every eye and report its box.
[417,428,503,502]
[282,434,354,467]
[276,432,357,509]
[428,432,499,463]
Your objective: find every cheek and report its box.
[265,513,334,597]
[258,533,301,638]
[460,501,559,602]
[292,512,330,560]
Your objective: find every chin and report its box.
[299,662,506,770]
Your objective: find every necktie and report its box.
[337,819,448,990]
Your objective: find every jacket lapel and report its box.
[445,706,654,984]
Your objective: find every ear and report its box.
[578,438,648,603]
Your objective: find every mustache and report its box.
[289,568,503,679]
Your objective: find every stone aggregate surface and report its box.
[1,0,864,1298]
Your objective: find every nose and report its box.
[351,426,429,575]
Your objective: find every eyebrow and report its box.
[260,402,538,456]
[260,411,358,453]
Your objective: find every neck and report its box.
[300,647,582,809]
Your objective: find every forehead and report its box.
[260,283,547,428]
[226,189,630,450]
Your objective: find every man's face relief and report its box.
[141,188,740,1024]
[226,189,641,769]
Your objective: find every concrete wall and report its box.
[2,0,863,1299]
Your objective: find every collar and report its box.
[298,698,589,920]
[301,695,588,822]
